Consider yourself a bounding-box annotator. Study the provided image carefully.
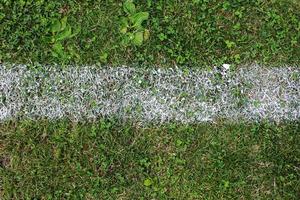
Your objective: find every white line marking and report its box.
[0,64,299,123]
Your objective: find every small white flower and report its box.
[223,64,230,70]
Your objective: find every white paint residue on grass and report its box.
[0,64,299,123]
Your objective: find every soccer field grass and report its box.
[0,64,299,199]
[1,121,299,199]
[1,0,300,199]
[1,0,300,67]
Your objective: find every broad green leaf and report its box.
[100,53,108,63]
[123,0,136,15]
[53,42,63,51]
[120,27,128,34]
[127,32,134,40]
[56,24,72,41]
[225,40,235,48]
[52,42,64,57]
[130,12,149,29]
[60,16,68,31]
[0,13,5,21]
[158,33,167,41]
[133,31,144,46]
[121,35,131,46]
[143,178,152,187]
[120,17,129,27]
[143,29,150,41]
[68,45,80,59]
[51,19,61,33]
[120,17,129,33]
[147,0,152,8]
[176,139,183,147]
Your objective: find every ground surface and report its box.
[1,121,299,199]
[1,0,300,67]
[0,0,300,199]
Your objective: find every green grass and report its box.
[1,1,300,199]
[1,0,300,67]
[1,120,299,199]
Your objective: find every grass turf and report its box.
[1,0,300,67]
[0,120,299,199]
[1,0,300,199]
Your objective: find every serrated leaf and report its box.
[123,0,136,15]
[133,31,144,46]
[56,24,72,41]
[143,29,150,41]
[51,19,61,33]
[130,12,149,29]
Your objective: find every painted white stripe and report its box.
[0,64,299,123]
